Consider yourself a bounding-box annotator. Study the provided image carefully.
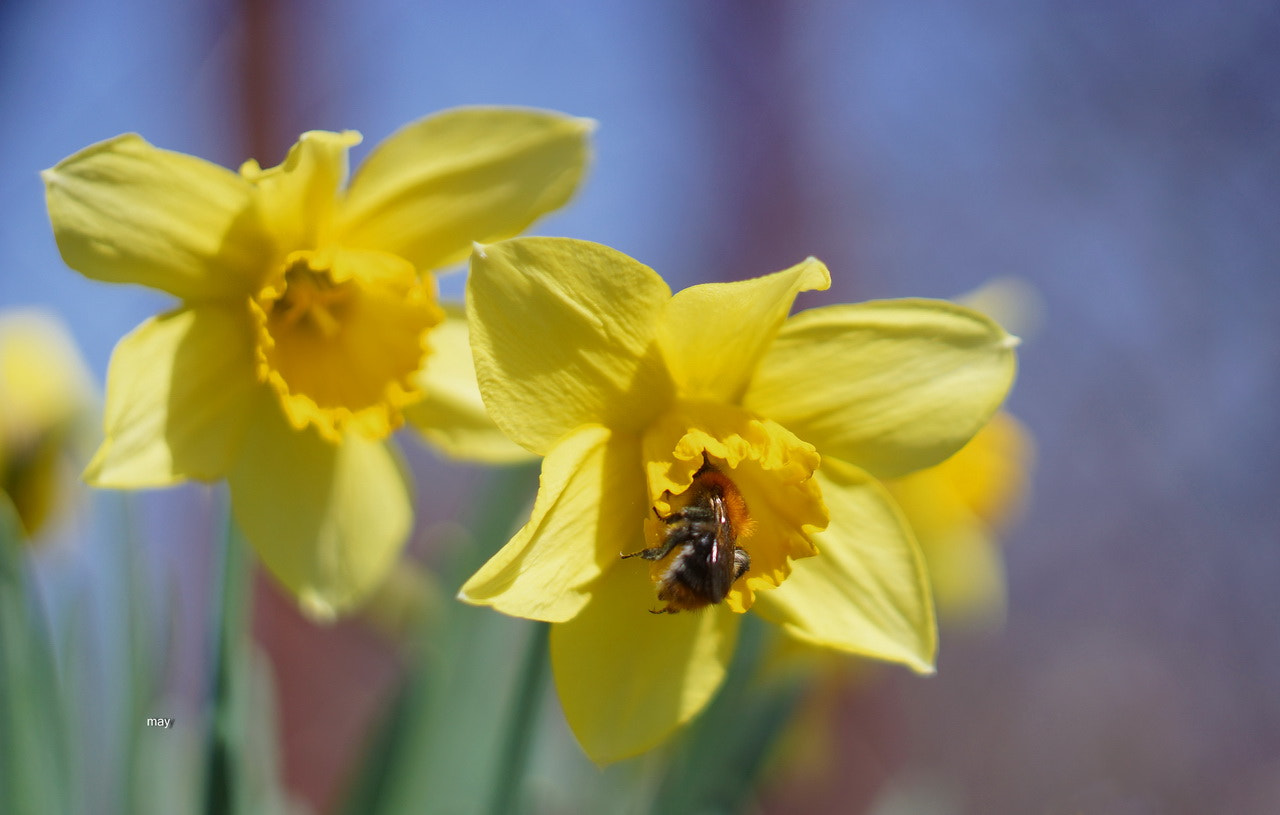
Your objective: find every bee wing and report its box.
[707,494,738,601]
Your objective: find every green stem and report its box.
[648,616,807,815]
[204,512,250,815]
[336,463,543,815]
[486,620,551,815]
[0,503,74,815]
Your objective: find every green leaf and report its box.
[339,465,546,815]
[0,497,74,815]
[645,615,806,815]
[203,513,299,815]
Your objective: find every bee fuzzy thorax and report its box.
[622,458,755,613]
[688,468,753,539]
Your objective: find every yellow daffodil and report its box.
[43,108,592,617]
[456,237,1018,762]
[888,411,1033,627]
[0,310,94,538]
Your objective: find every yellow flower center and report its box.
[250,247,444,442]
[637,400,828,613]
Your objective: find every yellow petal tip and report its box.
[297,128,363,147]
[1001,333,1022,349]
[798,256,832,291]
[299,591,339,624]
[575,116,600,134]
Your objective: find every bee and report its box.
[622,455,753,613]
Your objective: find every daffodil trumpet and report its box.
[620,452,754,614]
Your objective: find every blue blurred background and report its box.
[4,1,1279,813]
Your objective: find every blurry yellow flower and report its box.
[43,108,592,617]
[885,277,1038,628]
[0,311,94,539]
[457,237,1018,762]
[888,411,1033,628]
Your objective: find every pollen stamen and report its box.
[271,260,355,338]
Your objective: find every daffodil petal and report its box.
[85,304,259,487]
[468,238,674,455]
[753,457,936,673]
[242,130,361,257]
[930,411,1034,528]
[226,397,413,620]
[745,299,1017,479]
[886,413,1032,628]
[458,425,645,622]
[911,508,1007,629]
[43,134,268,301]
[339,108,593,272]
[403,304,532,463]
[658,257,830,402]
[551,563,739,764]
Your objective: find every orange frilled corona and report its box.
[623,455,754,613]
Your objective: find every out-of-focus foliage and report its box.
[0,501,74,814]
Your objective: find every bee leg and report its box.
[620,507,687,561]
[621,538,678,561]
[732,548,751,581]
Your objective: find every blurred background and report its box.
[3,1,1279,813]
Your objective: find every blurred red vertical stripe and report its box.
[232,0,404,810]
